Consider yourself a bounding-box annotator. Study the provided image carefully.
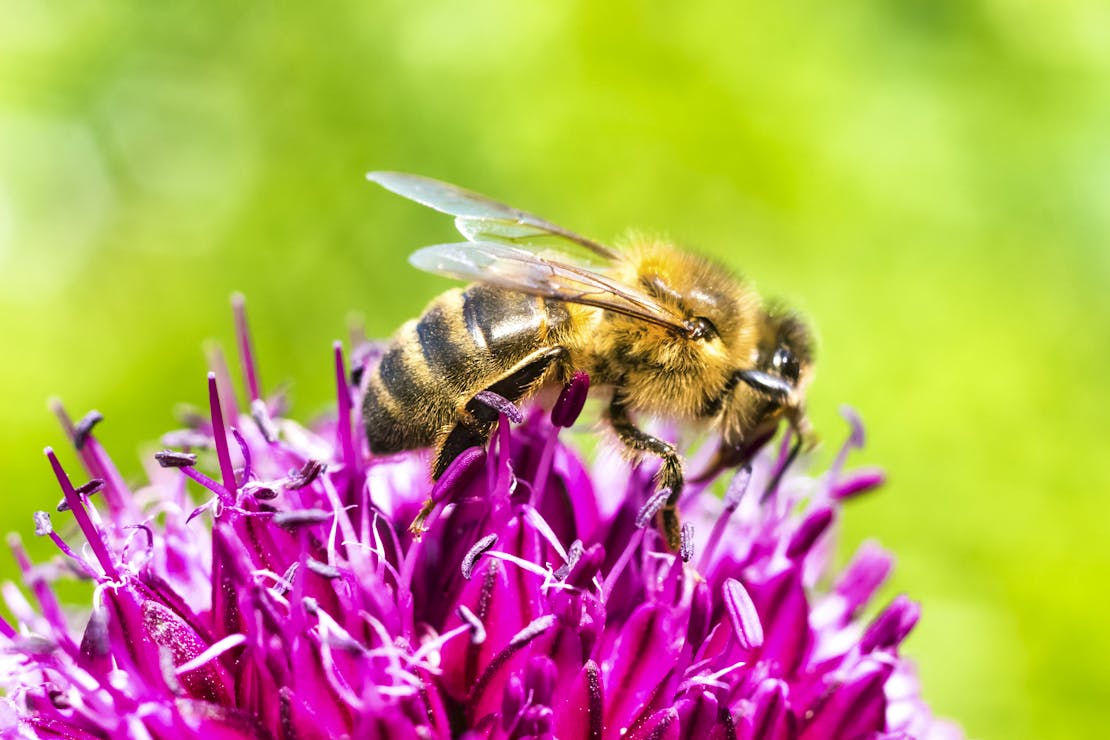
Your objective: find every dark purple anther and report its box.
[551,371,590,428]
[272,509,331,530]
[474,391,524,424]
[155,450,197,469]
[72,411,104,451]
[461,534,498,580]
[554,539,585,580]
[58,479,105,511]
[306,559,341,579]
[286,460,325,490]
[249,486,278,501]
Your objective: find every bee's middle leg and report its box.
[607,395,684,551]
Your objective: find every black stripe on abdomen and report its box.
[416,300,473,375]
[462,286,543,359]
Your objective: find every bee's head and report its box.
[721,307,816,447]
[755,309,814,398]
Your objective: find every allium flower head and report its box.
[0,299,961,739]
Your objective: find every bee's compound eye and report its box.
[686,316,718,340]
[772,347,800,383]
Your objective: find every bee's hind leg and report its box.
[410,347,567,536]
[607,394,685,551]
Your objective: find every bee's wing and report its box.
[410,242,689,333]
[368,171,621,265]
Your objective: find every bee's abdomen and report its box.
[364,286,568,455]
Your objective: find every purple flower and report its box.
[0,300,962,739]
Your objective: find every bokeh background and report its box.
[2,1,1107,736]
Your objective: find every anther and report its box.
[272,509,331,530]
[286,460,326,490]
[155,450,197,469]
[635,488,670,528]
[461,534,498,580]
[73,411,104,451]
[474,391,524,424]
[33,512,52,537]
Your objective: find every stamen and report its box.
[273,509,331,530]
[155,450,198,469]
[679,522,695,563]
[72,411,104,451]
[232,293,262,403]
[306,559,341,579]
[207,373,237,502]
[635,487,670,528]
[455,605,486,645]
[45,448,119,581]
[286,460,326,490]
[250,399,280,444]
[551,372,590,428]
[468,615,556,707]
[461,534,498,580]
[231,429,253,485]
[57,479,105,512]
[553,540,584,580]
[33,511,52,537]
[474,391,524,424]
[699,465,750,573]
[247,485,279,501]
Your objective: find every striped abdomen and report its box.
[363,285,571,455]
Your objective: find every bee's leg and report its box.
[607,395,684,551]
[411,347,567,536]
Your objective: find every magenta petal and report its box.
[627,707,680,740]
[553,659,604,740]
[799,658,893,740]
[741,679,793,740]
[1,304,958,738]
[603,604,685,734]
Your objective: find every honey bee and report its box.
[363,172,815,548]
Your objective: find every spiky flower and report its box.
[0,300,961,739]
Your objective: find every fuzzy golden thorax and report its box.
[576,240,762,420]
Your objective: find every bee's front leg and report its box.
[607,394,684,551]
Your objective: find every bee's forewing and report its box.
[409,242,686,332]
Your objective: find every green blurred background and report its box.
[1,1,1107,736]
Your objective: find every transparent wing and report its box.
[368,171,621,265]
[410,242,688,332]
